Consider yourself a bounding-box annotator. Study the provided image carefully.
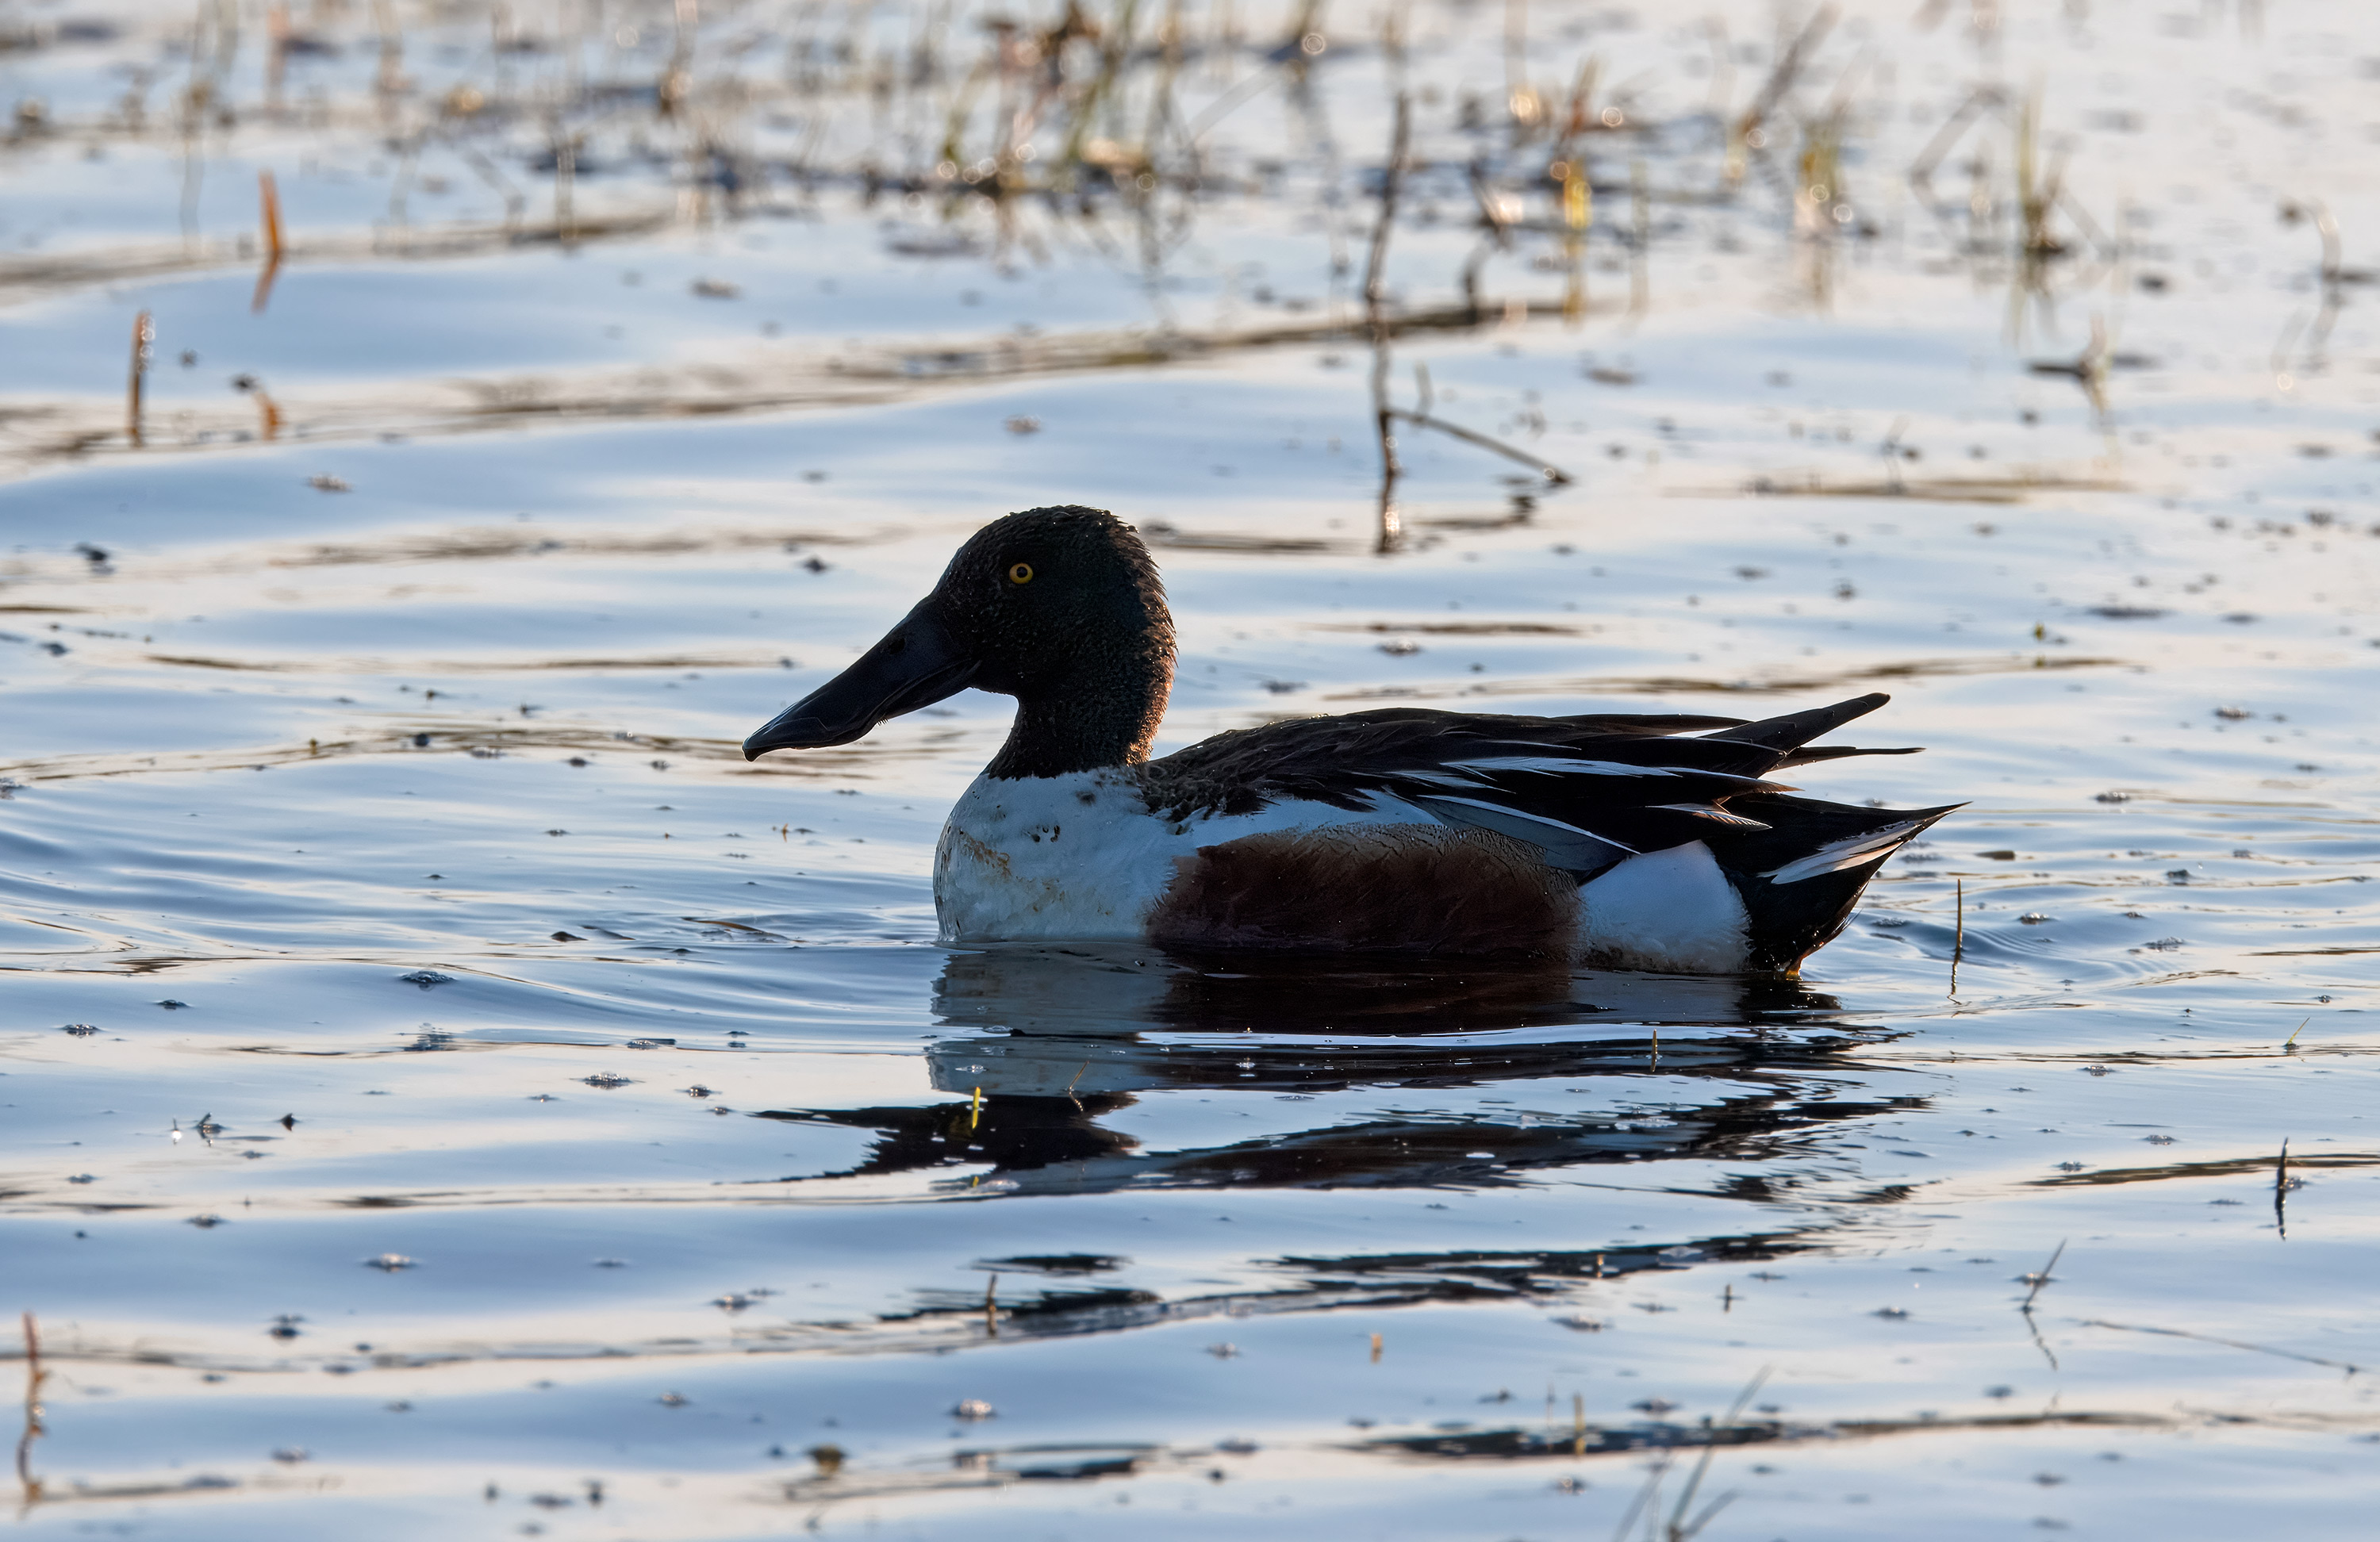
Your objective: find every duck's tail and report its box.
[1702,794,1965,973]
[1706,691,1926,770]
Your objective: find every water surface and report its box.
[6,0,2380,1536]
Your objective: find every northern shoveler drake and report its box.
[744,506,1958,973]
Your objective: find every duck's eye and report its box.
[1007,562,1035,585]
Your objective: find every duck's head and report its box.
[743,505,1176,777]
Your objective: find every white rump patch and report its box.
[1760,819,1929,885]
[1576,842,1750,972]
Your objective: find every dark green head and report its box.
[743,506,1177,778]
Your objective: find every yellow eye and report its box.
[1007,562,1035,585]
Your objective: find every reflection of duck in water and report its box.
[754,947,1910,1197]
[745,507,1957,973]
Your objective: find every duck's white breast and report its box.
[932,770,1436,943]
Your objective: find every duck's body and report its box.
[934,765,1756,969]
[747,507,1956,975]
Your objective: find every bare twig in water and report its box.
[2009,1237,2066,1371]
[1458,160,1522,323]
[1628,156,1650,320]
[1950,876,1964,993]
[125,310,152,447]
[2017,1239,2066,1371]
[1385,408,1573,483]
[1726,5,1837,187]
[1906,85,2005,198]
[2274,1137,2290,1239]
[1364,93,1411,554]
[251,168,285,313]
[1503,0,1534,133]
[15,1311,44,1505]
[232,374,282,440]
[2078,1318,2359,1375]
[2285,1018,2308,1051]
[1559,152,1590,322]
[2271,198,2347,390]
[1608,1450,1672,1542]
[1664,1366,1772,1540]
[550,123,580,246]
[2028,314,2111,419]
[2020,1239,2065,1313]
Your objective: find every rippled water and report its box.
[6,0,2380,1536]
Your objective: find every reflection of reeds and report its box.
[2271,198,2355,390]
[1724,5,1836,190]
[1658,1366,1772,1542]
[1,298,1599,479]
[14,1311,44,1506]
[1909,81,2114,336]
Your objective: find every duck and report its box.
[743,505,1959,974]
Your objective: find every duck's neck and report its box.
[985,645,1173,781]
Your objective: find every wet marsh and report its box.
[5,0,2380,1536]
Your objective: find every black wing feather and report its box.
[1142,696,1928,873]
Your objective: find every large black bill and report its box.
[742,598,979,759]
